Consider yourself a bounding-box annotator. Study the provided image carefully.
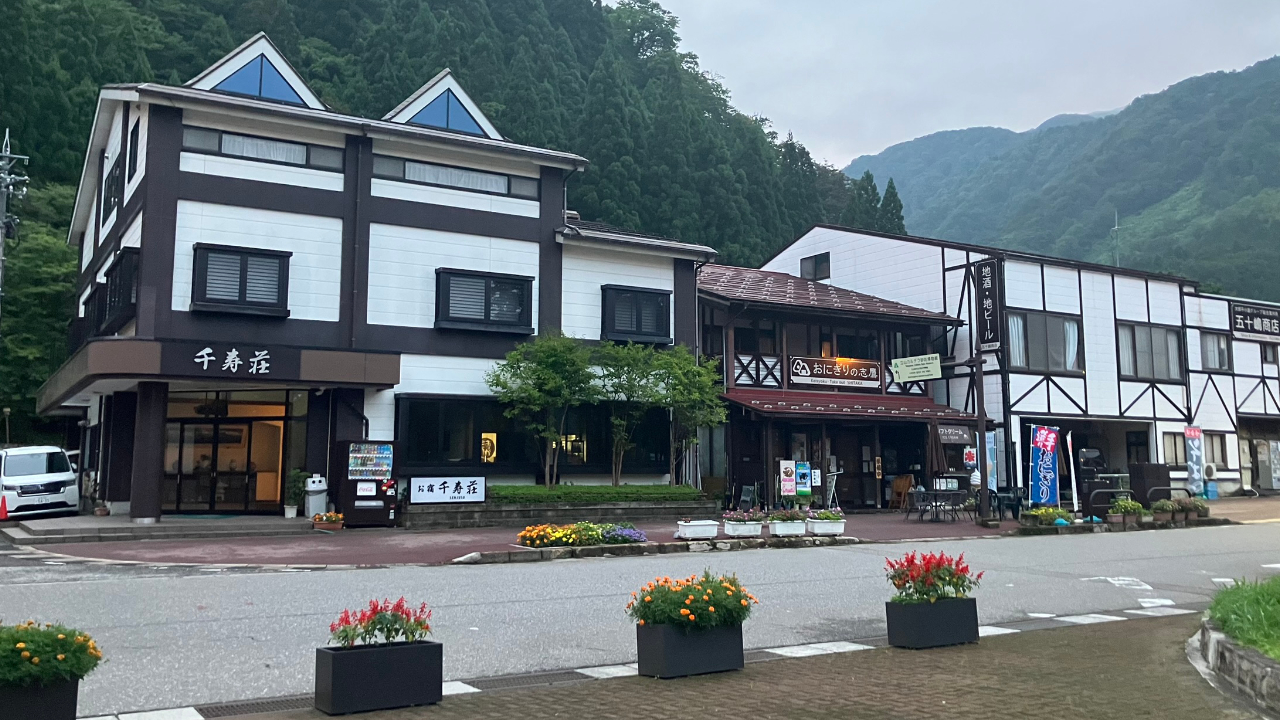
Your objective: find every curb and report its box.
[451,535,862,564]
[1014,518,1235,536]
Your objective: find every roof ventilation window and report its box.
[409,89,484,135]
[213,54,304,106]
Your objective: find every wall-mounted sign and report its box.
[812,468,822,487]
[875,457,883,479]
[410,477,485,503]
[973,259,1003,351]
[795,461,812,496]
[779,460,796,496]
[938,425,974,444]
[891,353,942,383]
[963,447,977,468]
[1230,303,1280,343]
[1184,426,1205,496]
[161,342,302,379]
[788,356,880,389]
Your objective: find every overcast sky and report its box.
[653,0,1280,166]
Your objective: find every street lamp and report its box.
[2,407,9,445]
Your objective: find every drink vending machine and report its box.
[334,441,396,527]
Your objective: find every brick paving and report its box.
[222,614,1249,720]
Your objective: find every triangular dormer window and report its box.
[213,54,305,105]
[409,89,484,135]
[383,69,502,140]
[186,33,326,111]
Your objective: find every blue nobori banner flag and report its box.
[1029,425,1061,506]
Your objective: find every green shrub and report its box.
[1110,499,1144,516]
[488,485,703,504]
[0,622,102,688]
[1024,507,1072,523]
[1151,499,1178,513]
[1210,576,1280,661]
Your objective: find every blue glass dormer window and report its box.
[213,54,305,106]
[409,89,485,135]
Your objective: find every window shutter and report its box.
[614,292,636,333]
[448,276,487,320]
[204,252,242,301]
[638,296,660,335]
[244,255,281,304]
[488,280,524,323]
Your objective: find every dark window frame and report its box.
[1205,431,1230,469]
[127,121,140,180]
[1117,321,1184,381]
[1006,309,1086,375]
[191,243,292,317]
[1200,330,1233,373]
[601,285,672,344]
[370,154,541,201]
[180,126,345,173]
[434,268,534,334]
[799,252,831,281]
[101,156,124,220]
[1265,344,1278,365]
[1163,432,1187,467]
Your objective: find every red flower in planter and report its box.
[329,597,432,648]
[885,551,983,604]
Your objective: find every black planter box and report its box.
[885,597,979,649]
[636,623,744,679]
[315,641,442,715]
[0,679,79,720]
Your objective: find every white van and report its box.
[0,446,79,518]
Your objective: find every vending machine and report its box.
[334,441,396,527]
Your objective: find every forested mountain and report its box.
[0,0,910,440]
[844,56,1280,301]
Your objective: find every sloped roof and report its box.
[558,220,717,261]
[698,264,960,324]
[724,388,978,421]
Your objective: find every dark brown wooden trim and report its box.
[360,323,524,359]
[78,180,147,295]
[177,171,345,218]
[674,259,697,349]
[129,381,168,520]
[344,135,372,349]
[365,195,542,242]
[537,166,565,333]
[137,104,183,339]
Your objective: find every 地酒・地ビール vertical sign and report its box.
[410,477,485,503]
[1184,426,1205,496]
[973,259,1003,351]
[1029,425,1060,506]
[1230,303,1280,343]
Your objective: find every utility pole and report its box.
[0,129,31,334]
[1110,209,1122,267]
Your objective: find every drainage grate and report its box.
[196,695,314,718]
[744,650,777,663]
[467,670,593,691]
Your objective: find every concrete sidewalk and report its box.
[193,613,1246,720]
[24,512,1000,567]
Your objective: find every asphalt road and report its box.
[3,524,1279,717]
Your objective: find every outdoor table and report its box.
[909,490,963,523]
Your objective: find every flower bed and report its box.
[1209,575,1280,660]
[516,521,648,547]
[1022,507,1073,526]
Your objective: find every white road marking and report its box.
[1262,563,1280,568]
[1054,614,1128,625]
[1138,598,1175,608]
[1212,578,1236,587]
[808,641,874,652]
[576,664,639,679]
[1126,607,1197,617]
[979,626,1021,637]
[1027,612,1056,618]
[118,708,204,720]
[1081,577,1152,590]
[764,644,835,658]
[442,681,482,695]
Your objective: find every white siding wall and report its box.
[123,103,148,205]
[370,178,539,218]
[172,201,343,321]
[120,215,142,249]
[561,244,674,340]
[1189,373,1236,431]
[81,204,97,269]
[1113,276,1148,322]
[1198,297,1231,330]
[1042,266,1080,314]
[1147,281,1182,326]
[100,105,125,237]
[1003,261,1043,310]
[365,389,396,440]
[1081,270,1120,416]
[396,355,501,396]
[366,224,540,329]
[180,152,345,192]
[762,227,944,312]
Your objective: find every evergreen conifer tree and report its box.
[879,178,907,235]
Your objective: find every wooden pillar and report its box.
[129,381,168,522]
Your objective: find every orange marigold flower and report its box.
[638,620,645,626]
[56,654,66,661]
[688,615,696,621]
[644,596,652,602]
[685,598,692,605]
[702,595,709,601]
[31,657,39,664]
[741,599,749,606]
[709,606,715,612]
[20,651,30,659]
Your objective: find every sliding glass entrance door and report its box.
[162,420,283,513]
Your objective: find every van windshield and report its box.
[3,452,71,477]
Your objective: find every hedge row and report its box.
[486,484,705,504]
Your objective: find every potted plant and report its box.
[627,571,758,678]
[767,508,807,537]
[676,518,720,540]
[284,470,308,519]
[884,551,982,649]
[0,621,103,720]
[806,507,846,536]
[722,509,765,538]
[313,512,344,531]
[316,597,439,715]
[1110,499,1143,529]
[1174,497,1199,524]
[1193,497,1210,518]
[1150,499,1176,524]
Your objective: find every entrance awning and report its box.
[724,388,979,422]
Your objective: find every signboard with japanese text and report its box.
[1230,303,1280,343]
[938,425,975,445]
[1029,425,1060,505]
[779,460,797,496]
[410,477,485,503]
[788,356,881,389]
[890,353,942,383]
[161,342,301,380]
[795,462,812,496]
[973,259,1004,351]
[1185,426,1205,496]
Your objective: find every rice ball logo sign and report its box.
[791,358,812,378]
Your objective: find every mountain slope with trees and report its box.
[845,56,1280,301]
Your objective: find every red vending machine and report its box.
[334,441,396,527]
